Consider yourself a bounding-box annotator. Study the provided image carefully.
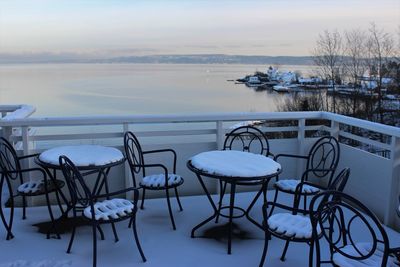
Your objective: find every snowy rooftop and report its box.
[1,191,400,267]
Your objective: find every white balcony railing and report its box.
[0,105,399,229]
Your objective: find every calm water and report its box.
[0,64,314,117]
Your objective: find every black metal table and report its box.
[35,145,125,238]
[187,150,281,254]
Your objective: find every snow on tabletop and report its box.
[190,150,281,178]
[39,145,124,166]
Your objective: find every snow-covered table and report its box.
[187,150,281,254]
[35,145,125,238]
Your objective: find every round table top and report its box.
[38,145,124,168]
[189,150,281,179]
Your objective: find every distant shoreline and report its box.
[0,54,314,65]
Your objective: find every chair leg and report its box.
[92,223,98,267]
[259,229,270,267]
[140,188,146,210]
[111,222,119,242]
[97,225,105,240]
[309,240,314,267]
[67,226,76,253]
[165,188,176,230]
[44,190,60,239]
[215,180,227,223]
[280,240,290,261]
[174,187,183,211]
[0,176,13,240]
[227,182,236,255]
[303,195,307,215]
[22,195,27,220]
[131,217,147,262]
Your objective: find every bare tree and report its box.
[342,29,368,116]
[312,30,343,113]
[366,23,395,124]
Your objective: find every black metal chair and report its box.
[309,190,400,267]
[123,131,183,230]
[259,168,350,267]
[216,125,273,224]
[59,155,146,267]
[271,136,340,212]
[0,137,64,240]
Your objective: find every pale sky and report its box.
[0,0,399,57]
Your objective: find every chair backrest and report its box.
[124,131,145,187]
[327,167,350,192]
[310,191,391,267]
[59,155,92,208]
[0,137,22,182]
[306,136,340,184]
[223,125,270,156]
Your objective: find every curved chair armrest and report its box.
[18,153,40,160]
[267,151,275,158]
[2,167,46,179]
[263,201,308,216]
[143,148,177,173]
[274,153,308,162]
[95,187,140,204]
[299,168,336,183]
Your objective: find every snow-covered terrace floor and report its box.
[1,191,400,267]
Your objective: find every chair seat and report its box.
[333,242,399,267]
[267,213,320,239]
[17,179,64,196]
[84,198,135,221]
[275,179,320,194]
[140,174,183,188]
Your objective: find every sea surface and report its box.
[0,63,315,117]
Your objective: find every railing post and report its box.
[216,121,224,194]
[384,136,400,227]
[330,120,340,140]
[297,119,306,179]
[2,126,12,141]
[122,123,134,199]
[216,121,224,150]
[21,126,34,206]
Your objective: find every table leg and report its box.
[228,182,236,254]
[191,173,218,238]
[41,167,70,239]
[43,178,61,239]
[245,181,269,230]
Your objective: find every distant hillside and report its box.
[0,53,314,65]
[105,54,314,65]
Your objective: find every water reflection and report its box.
[0,63,313,116]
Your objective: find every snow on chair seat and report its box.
[275,179,320,194]
[84,198,134,221]
[140,174,183,188]
[267,213,320,239]
[332,242,399,267]
[17,179,64,196]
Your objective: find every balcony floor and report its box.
[1,191,400,267]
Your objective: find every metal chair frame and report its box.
[259,168,350,267]
[271,136,340,213]
[123,131,183,230]
[59,155,146,267]
[0,137,64,240]
[309,190,399,267]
